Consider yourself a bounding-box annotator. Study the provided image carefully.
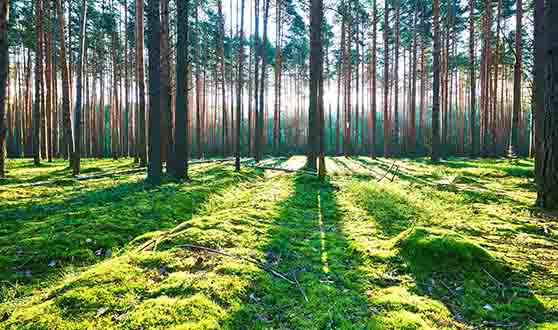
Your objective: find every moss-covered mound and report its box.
[398,227,503,276]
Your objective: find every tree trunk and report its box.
[0,0,7,178]
[393,0,400,155]
[533,0,544,192]
[307,0,322,171]
[370,0,377,158]
[537,0,558,208]
[410,4,418,155]
[257,0,269,162]
[147,0,162,184]
[136,0,147,166]
[432,0,441,161]
[511,0,522,156]
[217,0,227,157]
[33,0,43,166]
[383,0,390,157]
[174,0,189,179]
[236,0,245,171]
[469,0,477,157]
[73,0,87,175]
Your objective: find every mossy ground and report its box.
[0,156,556,329]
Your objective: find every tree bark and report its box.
[33,0,44,166]
[0,0,7,178]
[236,0,245,171]
[533,0,544,194]
[73,0,87,175]
[174,0,189,180]
[383,0,390,157]
[432,0,441,161]
[469,0,477,157]
[511,0,522,156]
[147,0,162,184]
[537,0,558,208]
[257,0,269,162]
[136,0,147,166]
[307,0,322,171]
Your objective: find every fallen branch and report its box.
[390,165,400,182]
[179,243,295,284]
[482,268,505,288]
[377,161,397,183]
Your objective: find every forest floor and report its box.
[0,156,557,330]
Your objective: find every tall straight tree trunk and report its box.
[124,0,130,157]
[147,0,162,184]
[236,0,245,171]
[410,4,418,155]
[393,0,400,155]
[273,0,282,156]
[33,0,43,166]
[511,0,522,156]
[73,0,87,175]
[252,0,260,159]
[533,0,544,192]
[0,0,7,178]
[537,0,557,208]
[45,1,53,162]
[195,6,202,159]
[217,0,226,157]
[257,0,269,162]
[383,0,390,157]
[174,0,189,179]
[136,0,147,166]
[111,31,119,160]
[344,0,352,157]
[370,0,377,158]
[56,0,73,163]
[307,0,322,171]
[432,0,441,161]
[469,0,477,156]
[337,5,345,156]
[161,0,172,165]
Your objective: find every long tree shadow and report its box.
[225,174,373,329]
[0,165,260,286]
[347,179,548,328]
[0,159,137,186]
[355,157,525,206]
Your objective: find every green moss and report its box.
[398,227,502,276]
[1,157,555,329]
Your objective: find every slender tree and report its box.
[136,0,147,166]
[73,0,87,175]
[533,0,544,191]
[236,0,245,171]
[256,0,270,162]
[308,0,323,171]
[33,0,43,166]
[383,0,390,157]
[432,0,441,161]
[147,0,162,184]
[393,0,400,155]
[0,0,7,178]
[511,0,522,156]
[469,0,477,157]
[174,0,190,180]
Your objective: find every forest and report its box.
[0,0,557,328]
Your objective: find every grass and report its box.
[0,156,557,329]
